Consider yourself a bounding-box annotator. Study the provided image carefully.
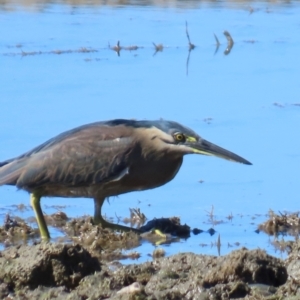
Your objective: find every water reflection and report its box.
[185,21,195,76]
[152,42,163,56]
[213,33,221,55]
[3,20,236,78]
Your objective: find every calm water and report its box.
[1,0,300,262]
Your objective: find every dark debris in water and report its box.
[0,214,39,245]
[140,216,190,237]
[223,30,234,55]
[63,216,141,261]
[123,207,147,228]
[273,102,300,108]
[0,211,207,262]
[258,209,300,237]
[257,210,300,255]
[45,211,69,228]
[2,21,243,61]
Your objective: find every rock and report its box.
[0,243,100,290]
[0,245,290,299]
[203,248,287,287]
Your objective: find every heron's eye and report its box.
[174,133,185,143]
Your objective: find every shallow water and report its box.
[1,0,300,262]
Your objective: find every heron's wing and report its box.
[0,125,137,188]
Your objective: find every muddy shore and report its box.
[0,213,299,299]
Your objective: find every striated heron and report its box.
[0,119,251,240]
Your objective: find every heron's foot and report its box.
[93,215,141,234]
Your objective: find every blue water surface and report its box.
[1,0,300,262]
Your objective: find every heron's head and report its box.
[133,119,252,165]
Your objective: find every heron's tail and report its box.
[0,159,25,186]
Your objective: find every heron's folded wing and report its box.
[0,125,137,188]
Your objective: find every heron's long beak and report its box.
[187,138,252,165]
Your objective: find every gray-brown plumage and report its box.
[0,119,251,239]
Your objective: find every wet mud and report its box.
[0,213,299,299]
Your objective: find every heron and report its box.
[0,119,251,240]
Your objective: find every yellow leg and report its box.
[94,197,140,233]
[30,193,50,240]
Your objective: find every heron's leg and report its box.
[30,193,50,240]
[93,196,105,224]
[93,197,140,233]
